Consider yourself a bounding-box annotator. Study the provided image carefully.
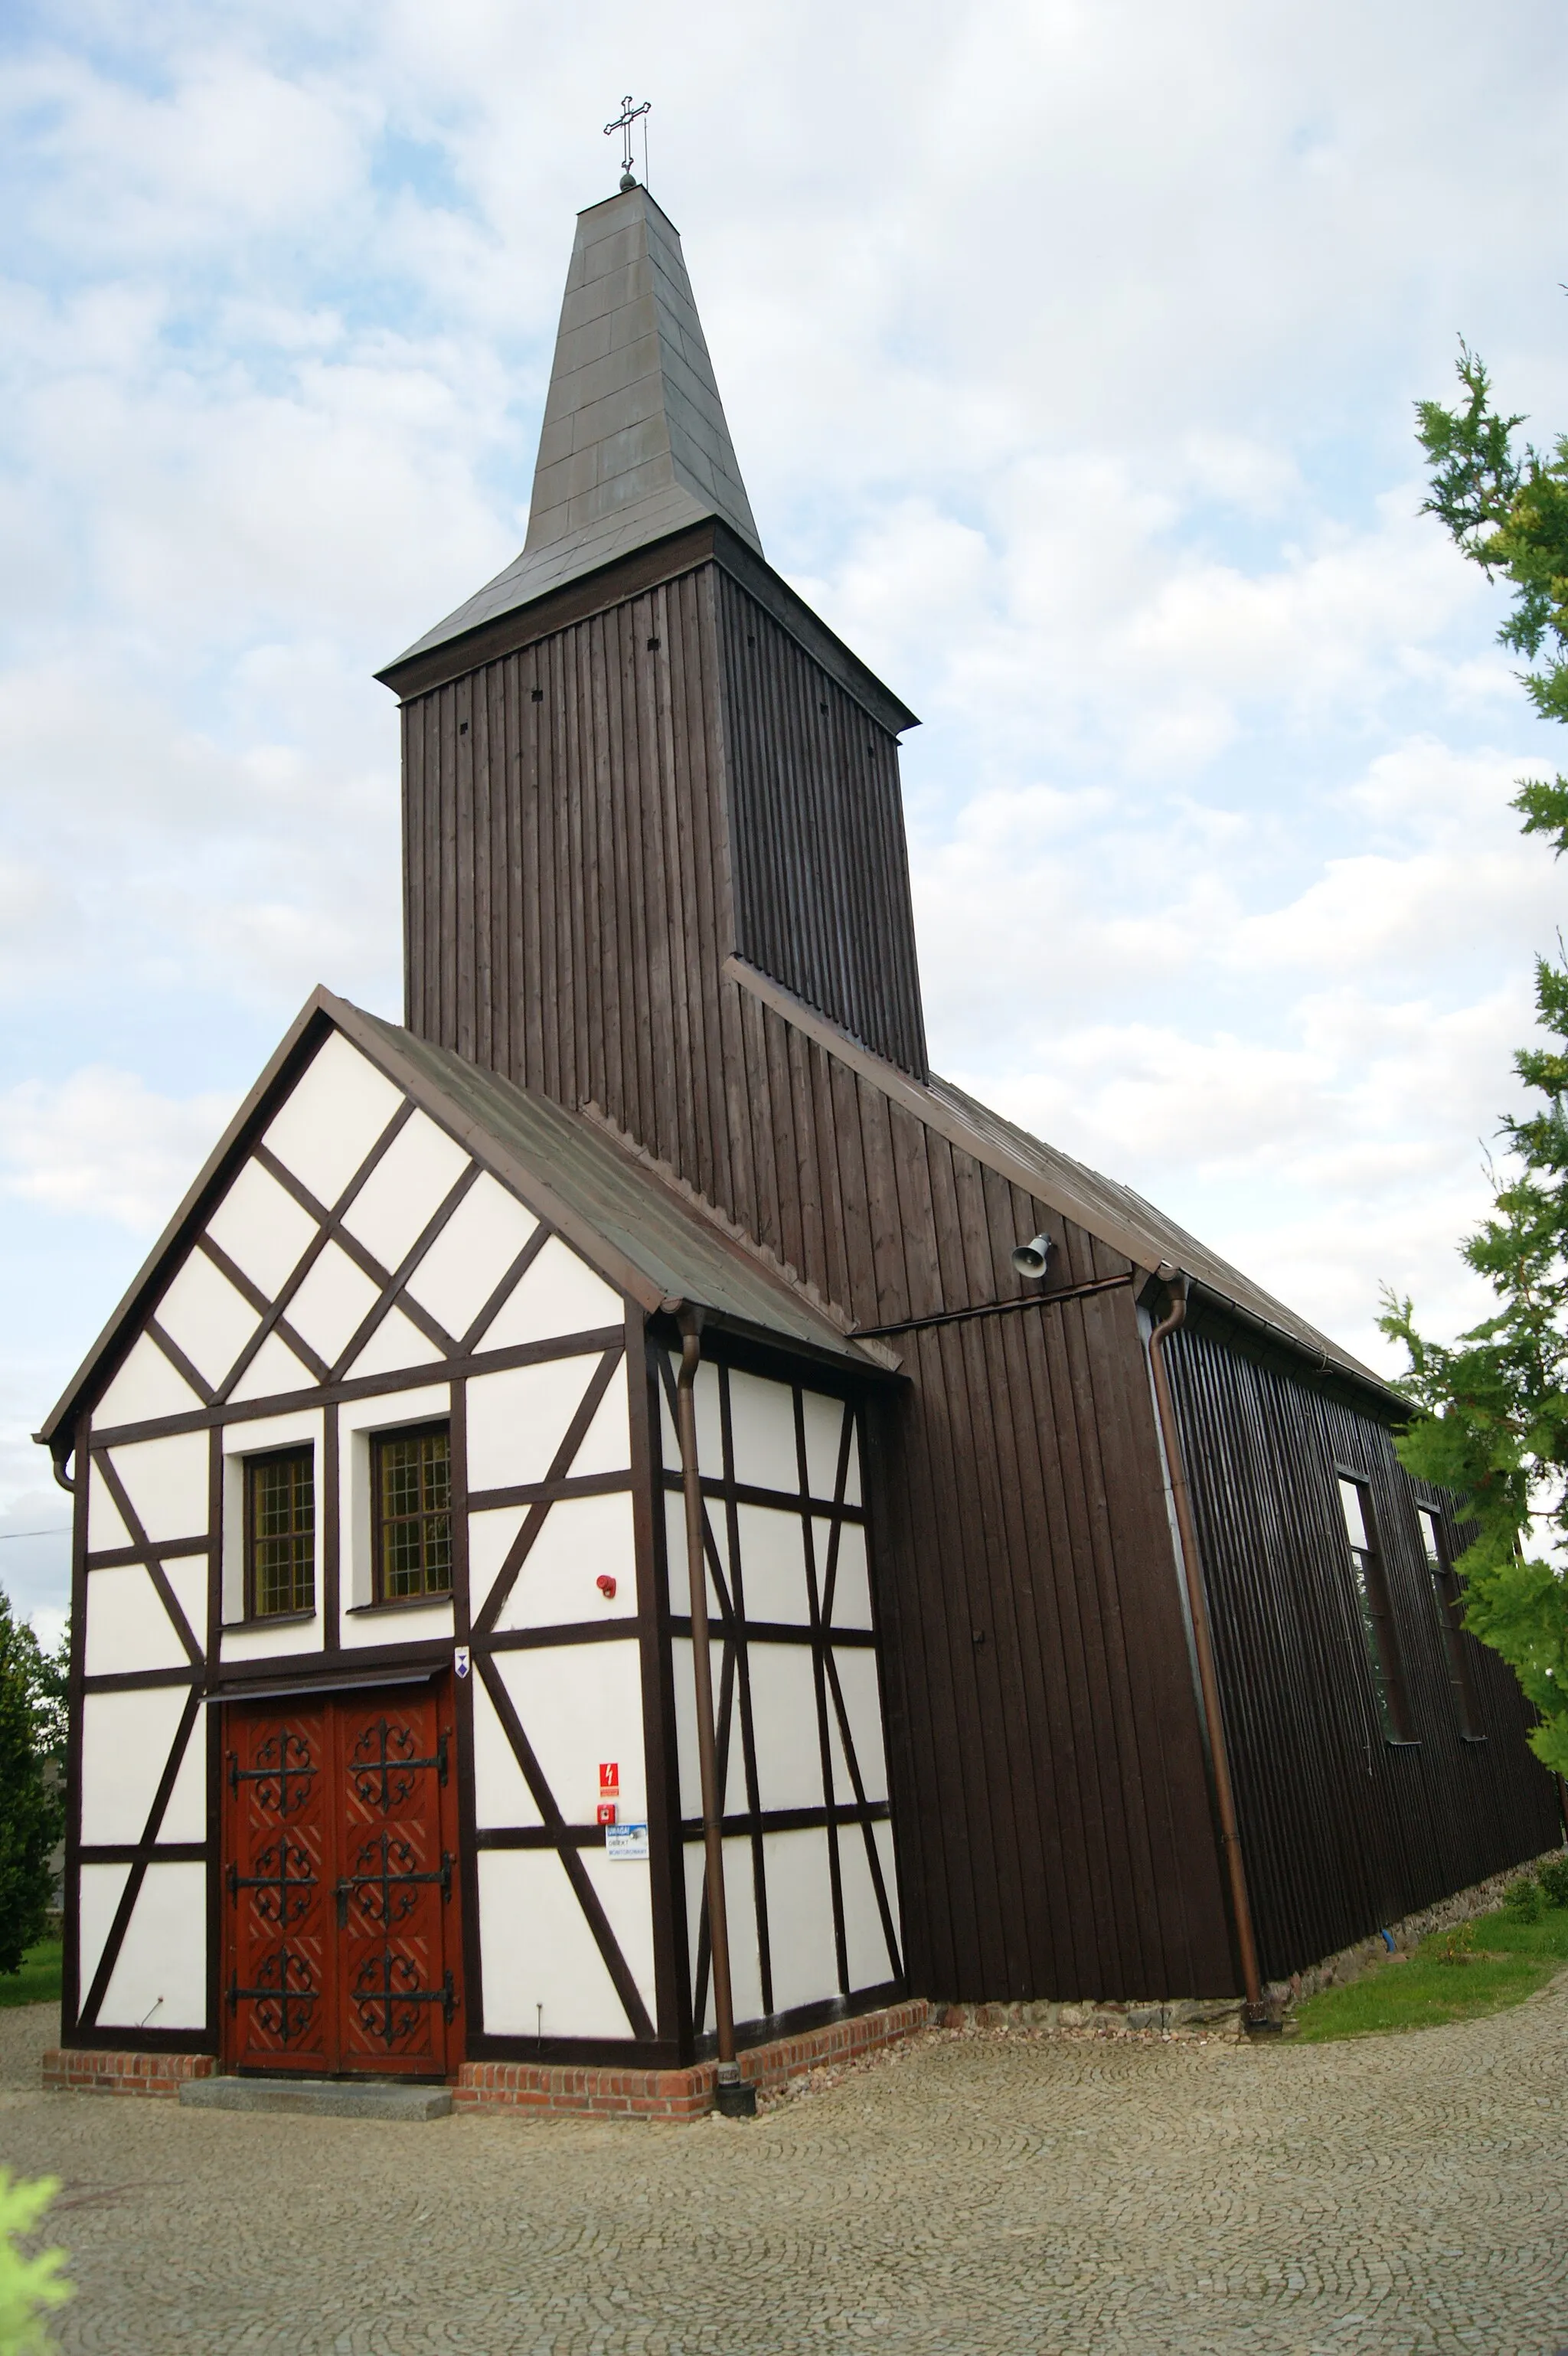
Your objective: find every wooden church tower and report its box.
[38,177,1557,2106]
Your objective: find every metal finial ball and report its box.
[620,170,636,192]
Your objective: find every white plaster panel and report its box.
[83,1565,188,1678]
[156,1252,260,1391]
[801,1389,850,1502]
[579,1846,658,2030]
[873,1820,901,1945]
[484,1237,621,1351]
[658,1355,721,1478]
[343,1306,443,1383]
[819,1518,872,1630]
[261,1031,402,1210]
[159,1712,209,1845]
[468,1506,524,1626]
[733,1504,811,1626]
[228,1329,315,1405]
[472,1669,544,1829]
[285,1242,381,1367]
[77,1863,131,1998]
[662,1490,729,1619]
[570,1363,630,1477]
[405,1172,539,1340]
[220,1617,326,1662]
[93,1334,202,1433]
[477,1851,626,2039]
[745,1642,825,1812]
[830,1649,889,1804]
[842,1426,863,1508]
[670,1637,744,1821]
[466,1355,603,1492]
[98,1864,208,2031]
[164,1556,209,1655]
[80,1687,189,1845]
[494,1642,645,1825]
[491,1492,637,1632]
[838,1825,896,1992]
[728,1368,801,1495]
[340,1109,471,1273]
[343,1597,453,1652]
[108,1430,209,1544]
[684,1835,765,2034]
[761,1828,838,2015]
[86,1461,130,1554]
[206,1159,317,1299]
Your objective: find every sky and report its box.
[4,0,1568,1641]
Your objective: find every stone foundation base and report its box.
[455,1999,935,2119]
[43,2048,216,2098]
[1280,1843,1568,2006]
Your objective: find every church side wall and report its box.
[649,1345,903,2044]
[1165,1314,1561,1981]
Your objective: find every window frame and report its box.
[243,1443,316,1622]
[1335,1470,1416,1746]
[1416,1502,1486,1742]
[370,1420,454,1607]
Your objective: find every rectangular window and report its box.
[246,1447,315,1619]
[1418,1505,1485,1740]
[373,1423,452,1603]
[1338,1476,1413,1743]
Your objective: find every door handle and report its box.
[335,1876,352,1929]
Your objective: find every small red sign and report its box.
[599,1761,619,1792]
[596,1801,618,1826]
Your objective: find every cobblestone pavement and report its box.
[2,1979,1566,2356]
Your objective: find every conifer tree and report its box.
[1379,345,1568,1776]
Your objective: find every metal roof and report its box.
[385,187,762,672]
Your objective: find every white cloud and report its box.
[0,1067,237,1232]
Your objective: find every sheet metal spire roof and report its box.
[388,185,762,668]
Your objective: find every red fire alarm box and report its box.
[596,1801,618,1826]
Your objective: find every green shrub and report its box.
[1538,1853,1568,1908]
[0,1593,64,1979]
[0,2172,70,2355]
[1503,1874,1546,1922]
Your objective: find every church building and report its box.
[38,173,1560,2108]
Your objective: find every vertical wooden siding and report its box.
[716,573,928,1078]
[400,551,1235,2001]
[1165,1315,1560,1979]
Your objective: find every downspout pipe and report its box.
[675,1306,756,2117]
[1147,1276,1275,2032]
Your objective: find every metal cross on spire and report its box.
[604,93,651,192]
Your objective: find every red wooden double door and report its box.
[222,1680,465,2077]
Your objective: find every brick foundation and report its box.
[43,2048,217,2098]
[454,1999,935,2119]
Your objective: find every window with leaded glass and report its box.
[1418,1505,1485,1740]
[373,1423,452,1603]
[1338,1475,1413,1743]
[246,1447,315,1619]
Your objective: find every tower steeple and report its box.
[393,187,762,666]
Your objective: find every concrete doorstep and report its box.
[180,2075,452,2122]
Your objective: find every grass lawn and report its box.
[0,1938,62,2010]
[1293,1903,1568,2042]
